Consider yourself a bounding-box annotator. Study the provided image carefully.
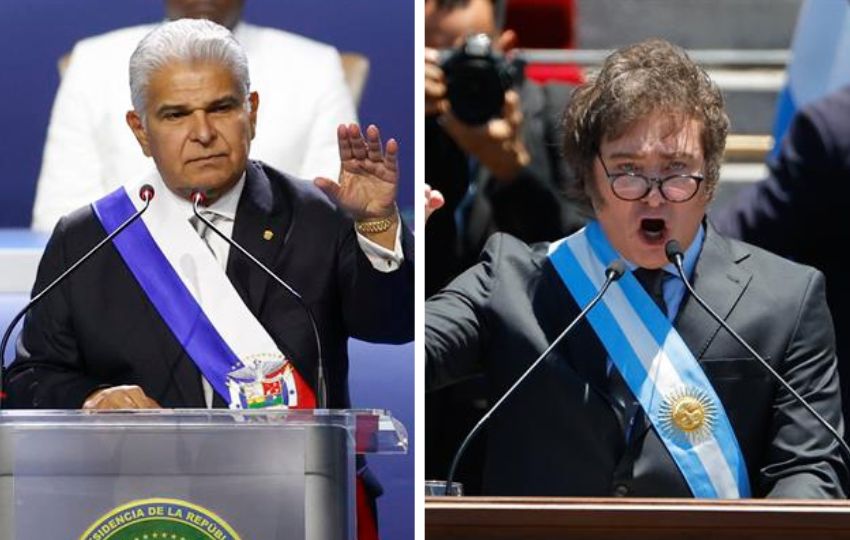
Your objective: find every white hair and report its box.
[129,18,250,116]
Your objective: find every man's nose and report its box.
[643,180,666,207]
[189,111,215,144]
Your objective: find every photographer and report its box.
[424,0,583,297]
[424,0,584,493]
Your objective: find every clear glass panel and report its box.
[0,409,407,539]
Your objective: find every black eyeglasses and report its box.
[597,153,705,203]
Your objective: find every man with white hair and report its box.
[5,19,410,539]
[31,0,356,232]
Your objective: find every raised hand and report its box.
[314,123,399,222]
[425,183,445,224]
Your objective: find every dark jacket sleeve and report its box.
[4,215,105,408]
[762,269,849,498]
[338,215,414,345]
[425,233,508,392]
[712,91,844,257]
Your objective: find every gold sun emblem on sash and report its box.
[659,386,718,444]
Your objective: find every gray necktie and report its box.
[190,211,213,243]
[190,212,225,265]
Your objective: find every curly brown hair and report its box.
[562,38,728,215]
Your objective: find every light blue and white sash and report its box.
[92,176,311,409]
[548,221,750,498]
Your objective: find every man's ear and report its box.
[248,91,259,140]
[126,110,152,157]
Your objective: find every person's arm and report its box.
[484,165,569,244]
[425,233,503,392]
[711,104,833,256]
[438,89,531,182]
[32,43,109,232]
[5,218,106,407]
[762,270,849,498]
[485,82,584,242]
[450,83,576,246]
[4,217,159,409]
[336,217,414,345]
[315,123,413,343]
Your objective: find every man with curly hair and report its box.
[426,38,847,498]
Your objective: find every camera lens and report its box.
[445,56,505,125]
[440,33,519,126]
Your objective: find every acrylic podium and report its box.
[0,409,407,540]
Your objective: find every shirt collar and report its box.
[667,224,704,281]
[156,172,246,222]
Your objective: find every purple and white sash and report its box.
[92,177,308,408]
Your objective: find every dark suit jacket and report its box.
[424,82,585,487]
[425,80,584,297]
[5,160,414,410]
[426,227,847,498]
[713,86,850,435]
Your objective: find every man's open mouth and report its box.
[639,218,667,244]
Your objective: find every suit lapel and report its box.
[226,161,291,316]
[674,225,752,360]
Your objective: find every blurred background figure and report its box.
[713,0,850,437]
[31,0,357,232]
[424,0,584,494]
[424,0,585,299]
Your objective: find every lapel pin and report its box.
[263,229,274,241]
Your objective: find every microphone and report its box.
[191,191,328,409]
[0,185,155,404]
[665,239,850,463]
[444,260,626,494]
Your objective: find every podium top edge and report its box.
[0,407,389,420]
[0,408,409,454]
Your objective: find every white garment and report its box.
[32,21,357,232]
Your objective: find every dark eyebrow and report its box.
[606,151,642,160]
[606,151,699,161]
[154,95,242,118]
[155,104,189,118]
[207,96,241,110]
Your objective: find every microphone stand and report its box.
[665,240,850,464]
[1,187,154,405]
[191,193,328,409]
[444,260,625,494]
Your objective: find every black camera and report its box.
[439,34,525,126]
